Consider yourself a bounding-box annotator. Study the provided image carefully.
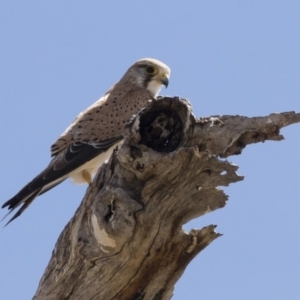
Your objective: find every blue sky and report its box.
[1,1,300,299]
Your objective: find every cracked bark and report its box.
[33,97,300,300]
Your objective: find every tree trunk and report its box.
[33,97,300,300]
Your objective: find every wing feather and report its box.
[2,136,123,223]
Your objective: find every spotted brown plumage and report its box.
[2,58,170,225]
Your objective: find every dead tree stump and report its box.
[33,97,300,300]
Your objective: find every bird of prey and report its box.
[2,58,170,225]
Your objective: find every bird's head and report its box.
[123,58,171,97]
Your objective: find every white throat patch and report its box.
[146,81,163,97]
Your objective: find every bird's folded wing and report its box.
[2,135,123,211]
[45,135,124,181]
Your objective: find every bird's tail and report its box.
[2,188,42,226]
[2,177,66,226]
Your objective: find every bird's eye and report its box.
[146,66,155,74]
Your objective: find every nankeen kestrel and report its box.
[2,58,170,225]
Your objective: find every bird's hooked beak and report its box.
[159,73,169,88]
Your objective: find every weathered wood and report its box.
[33,97,300,300]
